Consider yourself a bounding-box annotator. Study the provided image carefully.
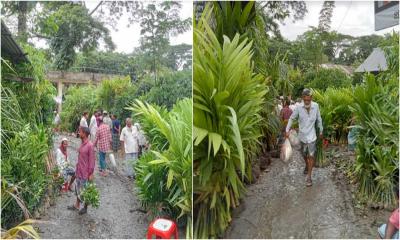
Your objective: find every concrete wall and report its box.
[47,71,121,84]
[47,71,122,113]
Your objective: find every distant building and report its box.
[355,47,388,73]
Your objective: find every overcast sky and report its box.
[86,1,193,53]
[279,1,399,41]
[7,1,399,53]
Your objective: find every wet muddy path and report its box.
[36,134,148,238]
[225,147,389,239]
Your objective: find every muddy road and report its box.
[225,147,388,239]
[36,134,148,239]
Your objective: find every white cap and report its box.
[61,137,68,142]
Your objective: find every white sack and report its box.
[280,139,293,163]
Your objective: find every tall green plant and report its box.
[193,8,267,238]
[313,87,353,144]
[128,99,192,238]
[350,74,398,208]
[1,48,54,229]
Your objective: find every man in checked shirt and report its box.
[94,116,112,177]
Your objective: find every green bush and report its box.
[1,46,55,229]
[350,74,398,208]
[193,10,266,238]
[313,87,353,144]
[1,124,50,227]
[141,69,192,109]
[302,68,352,92]
[60,85,98,132]
[96,76,138,120]
[129,99,192,238]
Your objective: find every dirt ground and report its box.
[224,145,390,239]
[35,134,149,239]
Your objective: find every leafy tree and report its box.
[166,43,192,70]
[137,1,191,84]
[60,85,98,132]
[37,3,115,70]
[337,34,385,65]
[87,1,142,29]
[141,69,192,109]
[73,51,137,77]
[257,1,308,38]
[96,76,138,120]
[318,1,335,31]
[297,27,329,66]
[1,1,38,43]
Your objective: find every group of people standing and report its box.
[55,110,148,215]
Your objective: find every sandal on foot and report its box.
[306,178,313,187]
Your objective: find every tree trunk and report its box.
[17,1,28,43]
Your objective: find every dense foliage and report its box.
[128,99,192,238]
[350,73,398,208]
[60,69,191,131]
[304,68,352,92]
[193,7,267,237]
[313,87,353,144]
[60,85,98,132]
[1,46,55,229]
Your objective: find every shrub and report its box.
[1,124,50,226]
[60,85,98,132]
[313,87,353,144]
[141,69,192,109]
[96,76,138,120]
[303,68,352,92]
[128,99,192,238]
[350,74,398,208]
[193,11,266,238]
[1,46,54,229]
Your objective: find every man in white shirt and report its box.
[80,112,88,128]
[89,111,98,142]
[56,138,76,192]
[286,89,323,187]
[120,118,144,179]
